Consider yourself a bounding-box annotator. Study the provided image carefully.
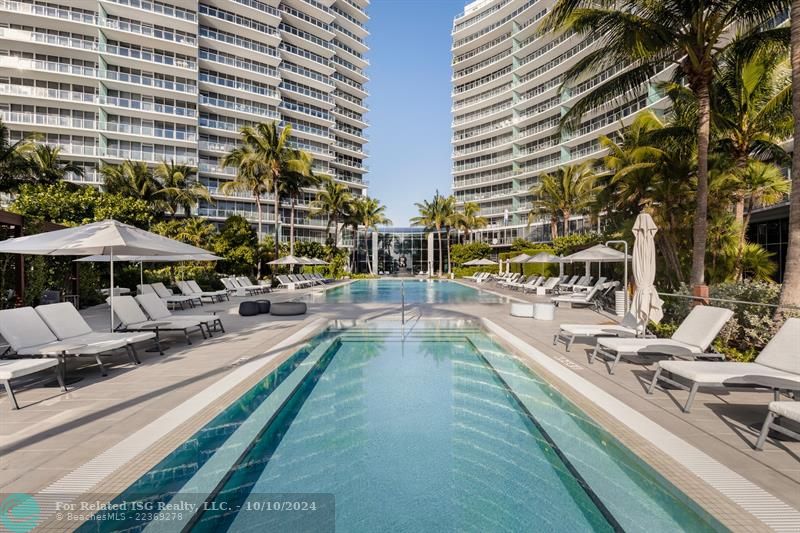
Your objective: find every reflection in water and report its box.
[312,279,506,304]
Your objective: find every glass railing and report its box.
[330,6,366,31]
[279,22,332,50]
[0,56,98,78]
[280,3,330,32]
[104,122,197,141]
[1,112,96,129]
[199,49,278,78]
[199,162,237,175]
[280,42,331,68]
[100,96,197,117]
[453,100,512,125]
[102,69,196,94]
[0,84,97,103]
[199,141,237,153]
[281,62,333,87]
[331,22,365,46]
[199,117,243,133]
[199,27,277,58]
[453,82,511,110]
[453,65,511,95]
[199,72,278,99]
[453,118,512,141]
[103,147,196,164]
[198,4,278,37]
[453,48,511,79]
[200,95,279,119]
[100,43,196,69]
[454,0,511,32]
[280,80,331,103]
[101,18,196,46]
[0,0,97,25]
[54,143,98,156]
[452,32,511,65]
[454,152,513,172]
[103,0,196,22]
[281,99,331,121]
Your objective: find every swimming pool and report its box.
[84,322,724,532]
[308,279,507,304]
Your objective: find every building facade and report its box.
[450,0,670,248]
[0,0,369,243]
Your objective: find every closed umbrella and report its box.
[0,219,212,330]
[631,213,664,328]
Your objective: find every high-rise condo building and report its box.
[451,0,670,247]
[0,0,369,243]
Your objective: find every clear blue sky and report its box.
[365,0,466,226]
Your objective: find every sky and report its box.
[365,0,467,226]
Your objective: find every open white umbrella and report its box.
[471,258,497,266]
[0,219,212,329]
[563,244,630,263]
[75,253,221,290]
[527,251,563,276]
[631,213,664,328]
[266,255,305,265]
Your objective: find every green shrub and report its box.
[451,242,492,265]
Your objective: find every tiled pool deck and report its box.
[0,278,797,532]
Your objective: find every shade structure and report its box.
[266,255,305,265]
[526,252,561,263]
[307,258,329,265]
[296,256,316,265]
[509,253,531,263]
[0,219,213,330]
[75,254,221,291]
[630,213,664,327]
[471,258,497,266]
[562,244,630,263]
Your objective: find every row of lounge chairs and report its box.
[554,304,799,450]
[221,277,268,295]
[0,293,227,409]
[469,272,619,311]
[276,274,332,289]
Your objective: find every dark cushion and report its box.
[257,300,271,314]
[238,301,260,317]
[270,302,307,316]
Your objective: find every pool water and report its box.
[307,279,507,304]
[84,322,724,533]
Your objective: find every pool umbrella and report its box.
[470,258,497,266]
[563,244,630,278]
[0,219,213,330]
[75,253,221,291]
[266,255,304,265]
[527,252,563,276]
[509,253,530,275]
[462,259,479,266]
[631,213,664,329]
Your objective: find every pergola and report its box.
[0,210,76,306]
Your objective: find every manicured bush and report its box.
[451,242,492,266]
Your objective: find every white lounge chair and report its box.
[500,274,528,288]
[0,307,129,377]
[555,311,645,352]
[550,279,610,309]
[147,282,198,309]
[110,296,206,345]
[177,280,226,303]
[593,305,734,375]
[235,276,267,293]
[35,302,158,361]
[136,294,224,337]
[756,401,800,450]
[648,317,799,412]
[0,358,62,409]
[532,276,563,295]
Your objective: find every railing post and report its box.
[401,280,405,325]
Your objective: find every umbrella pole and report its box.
[140,261,144,291]
[110,246,114,332]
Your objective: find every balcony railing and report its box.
[103,69,197,94]
[103,0,196,22]
[100,43,196,70]
[101,18,196,46]
[0,0,97,25]
[199,95,279,120]
[1,111,96,129]
[103,122,197,142]
[99,96,197,118]
[0,84,97,103]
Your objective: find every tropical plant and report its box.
[779,0,800,311]
[354,196,391,274]
[311,176,353,250]
[213,215,258,275]
[453,201,487,243]
[153,160,211,217]
[540,0,788,289]
[221,144,269,244]
[0,119,33,192]
[102,160,164,208]
[27,144,84,185]
[528,163,597,241]
[411,191,451,276]
[280,150,320,256]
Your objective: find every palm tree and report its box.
[311,176,353,250]
[235,122,297,259]
[540,0,788,290]
[102,160,163,207]
[411,191,449,276]
[440,195,457,274]
[221,145,270,244]
[453,202,487,243]
[153,160,211,217]
[356,196,391,274]
[528,163,597,241]
[281,150,320,256]
[27,145,84,185]
[0,119,33,192]
[779,0,800,310]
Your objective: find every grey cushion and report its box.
[256,300,271,314]
[238,301,260,317]
[270,302,307,316]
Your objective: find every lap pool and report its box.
[80,322,723,533]
[307,279,508,304]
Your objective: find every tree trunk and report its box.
[255,195,263,277]
[446,227,452,274]
[690,75,712,288]
[778,0,800,312]
[364,227,372,274]
[289,196,296,257]
[733,195,746,280]
[550,218,558,241]
[562,211,570,237]
[332,214,338,251]
[273,180,280,260]
[437,225,443,277]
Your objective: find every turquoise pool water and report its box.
[308,279,507,304]
[81,322,724,533]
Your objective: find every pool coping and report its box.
[31,318,331,532]
[482,318,800,532]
